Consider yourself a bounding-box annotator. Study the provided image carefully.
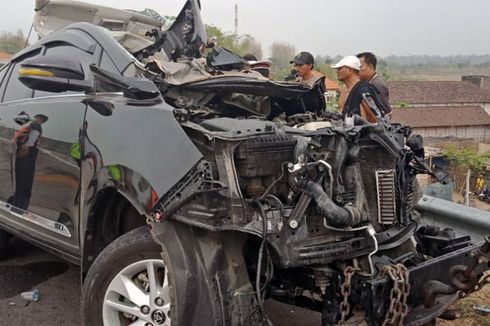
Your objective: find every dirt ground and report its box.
[435,191,490,325]
[436,273,490,326]
[452,190,490,211]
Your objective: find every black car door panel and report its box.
[0,95,86,255]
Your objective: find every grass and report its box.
[436,272,490,326]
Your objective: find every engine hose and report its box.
[304,181,361,228]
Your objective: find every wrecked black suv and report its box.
[0,0,489,325]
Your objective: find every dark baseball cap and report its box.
[34,114,48,122]
[290,51,314,65]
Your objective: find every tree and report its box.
[314,55,337,81]
[131,8,166,24]
[269,42,296,80]
[205,25,262,59]
[0,29,27,54]
[442,144,490,205]
[377,59,392,81]
[239,36,262,59]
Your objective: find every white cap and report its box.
[330,55,361,70]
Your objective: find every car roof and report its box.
[34,0,163,39]
[13,22,134,74]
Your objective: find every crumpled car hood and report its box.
[34,0,164,53]
[148,58,272,85]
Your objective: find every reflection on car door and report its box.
[0,64,15,208]
[0,94,86,256]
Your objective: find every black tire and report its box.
[0,229,9,260]
[82,222,259,326]
[82,225,166,326]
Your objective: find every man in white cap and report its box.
[331,55,382,123]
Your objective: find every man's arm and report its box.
[24,130,40,147]
[360,100,378,123]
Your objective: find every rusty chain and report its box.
[338,264,409,325]
[339,266,360,324]
[379,264,410,326]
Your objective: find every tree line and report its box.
[1,25,489,81]
[0,30,27,55]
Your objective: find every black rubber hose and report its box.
[304,181,358,228]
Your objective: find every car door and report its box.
[0,64,15,207]
[0,42,100,258]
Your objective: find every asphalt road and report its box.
[0,237,321,326]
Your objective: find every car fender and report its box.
[79,94,202,223]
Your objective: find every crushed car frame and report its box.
[0,0,487,325]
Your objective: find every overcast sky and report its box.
[2,0,490,58]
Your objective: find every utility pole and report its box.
[234,4,238,47]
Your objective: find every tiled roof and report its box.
[0,51,12,63]
[325,78,340,90]
[390,106,490,128]
[387,81,490,104]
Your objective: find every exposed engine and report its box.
[227,118,423,272]
[136,42,490,323]
[23,0,490,324]
[146,103,490,326]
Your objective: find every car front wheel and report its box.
[83,221,261,326]
[82,226,172,326]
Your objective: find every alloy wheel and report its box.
[102,259,171,326]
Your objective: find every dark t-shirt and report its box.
[342,80,376,117]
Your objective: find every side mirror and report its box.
[90,65,160,100]
[18,55,93,93]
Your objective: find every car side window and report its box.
[2,62,34,102]
[34,44,101,98]
[100,51,119,73]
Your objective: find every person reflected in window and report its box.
[8,114,48,211]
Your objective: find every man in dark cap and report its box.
[289,51,324,86]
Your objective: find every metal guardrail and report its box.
[416,195,490,242]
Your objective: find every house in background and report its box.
[388,77,490,198]
[388,77,490,114]
[0,51,12,68]
[388,77,490,144]
[462,75,490,92]
[325,78,340,100]
[324,78,340,109]
[390,106,490,144]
